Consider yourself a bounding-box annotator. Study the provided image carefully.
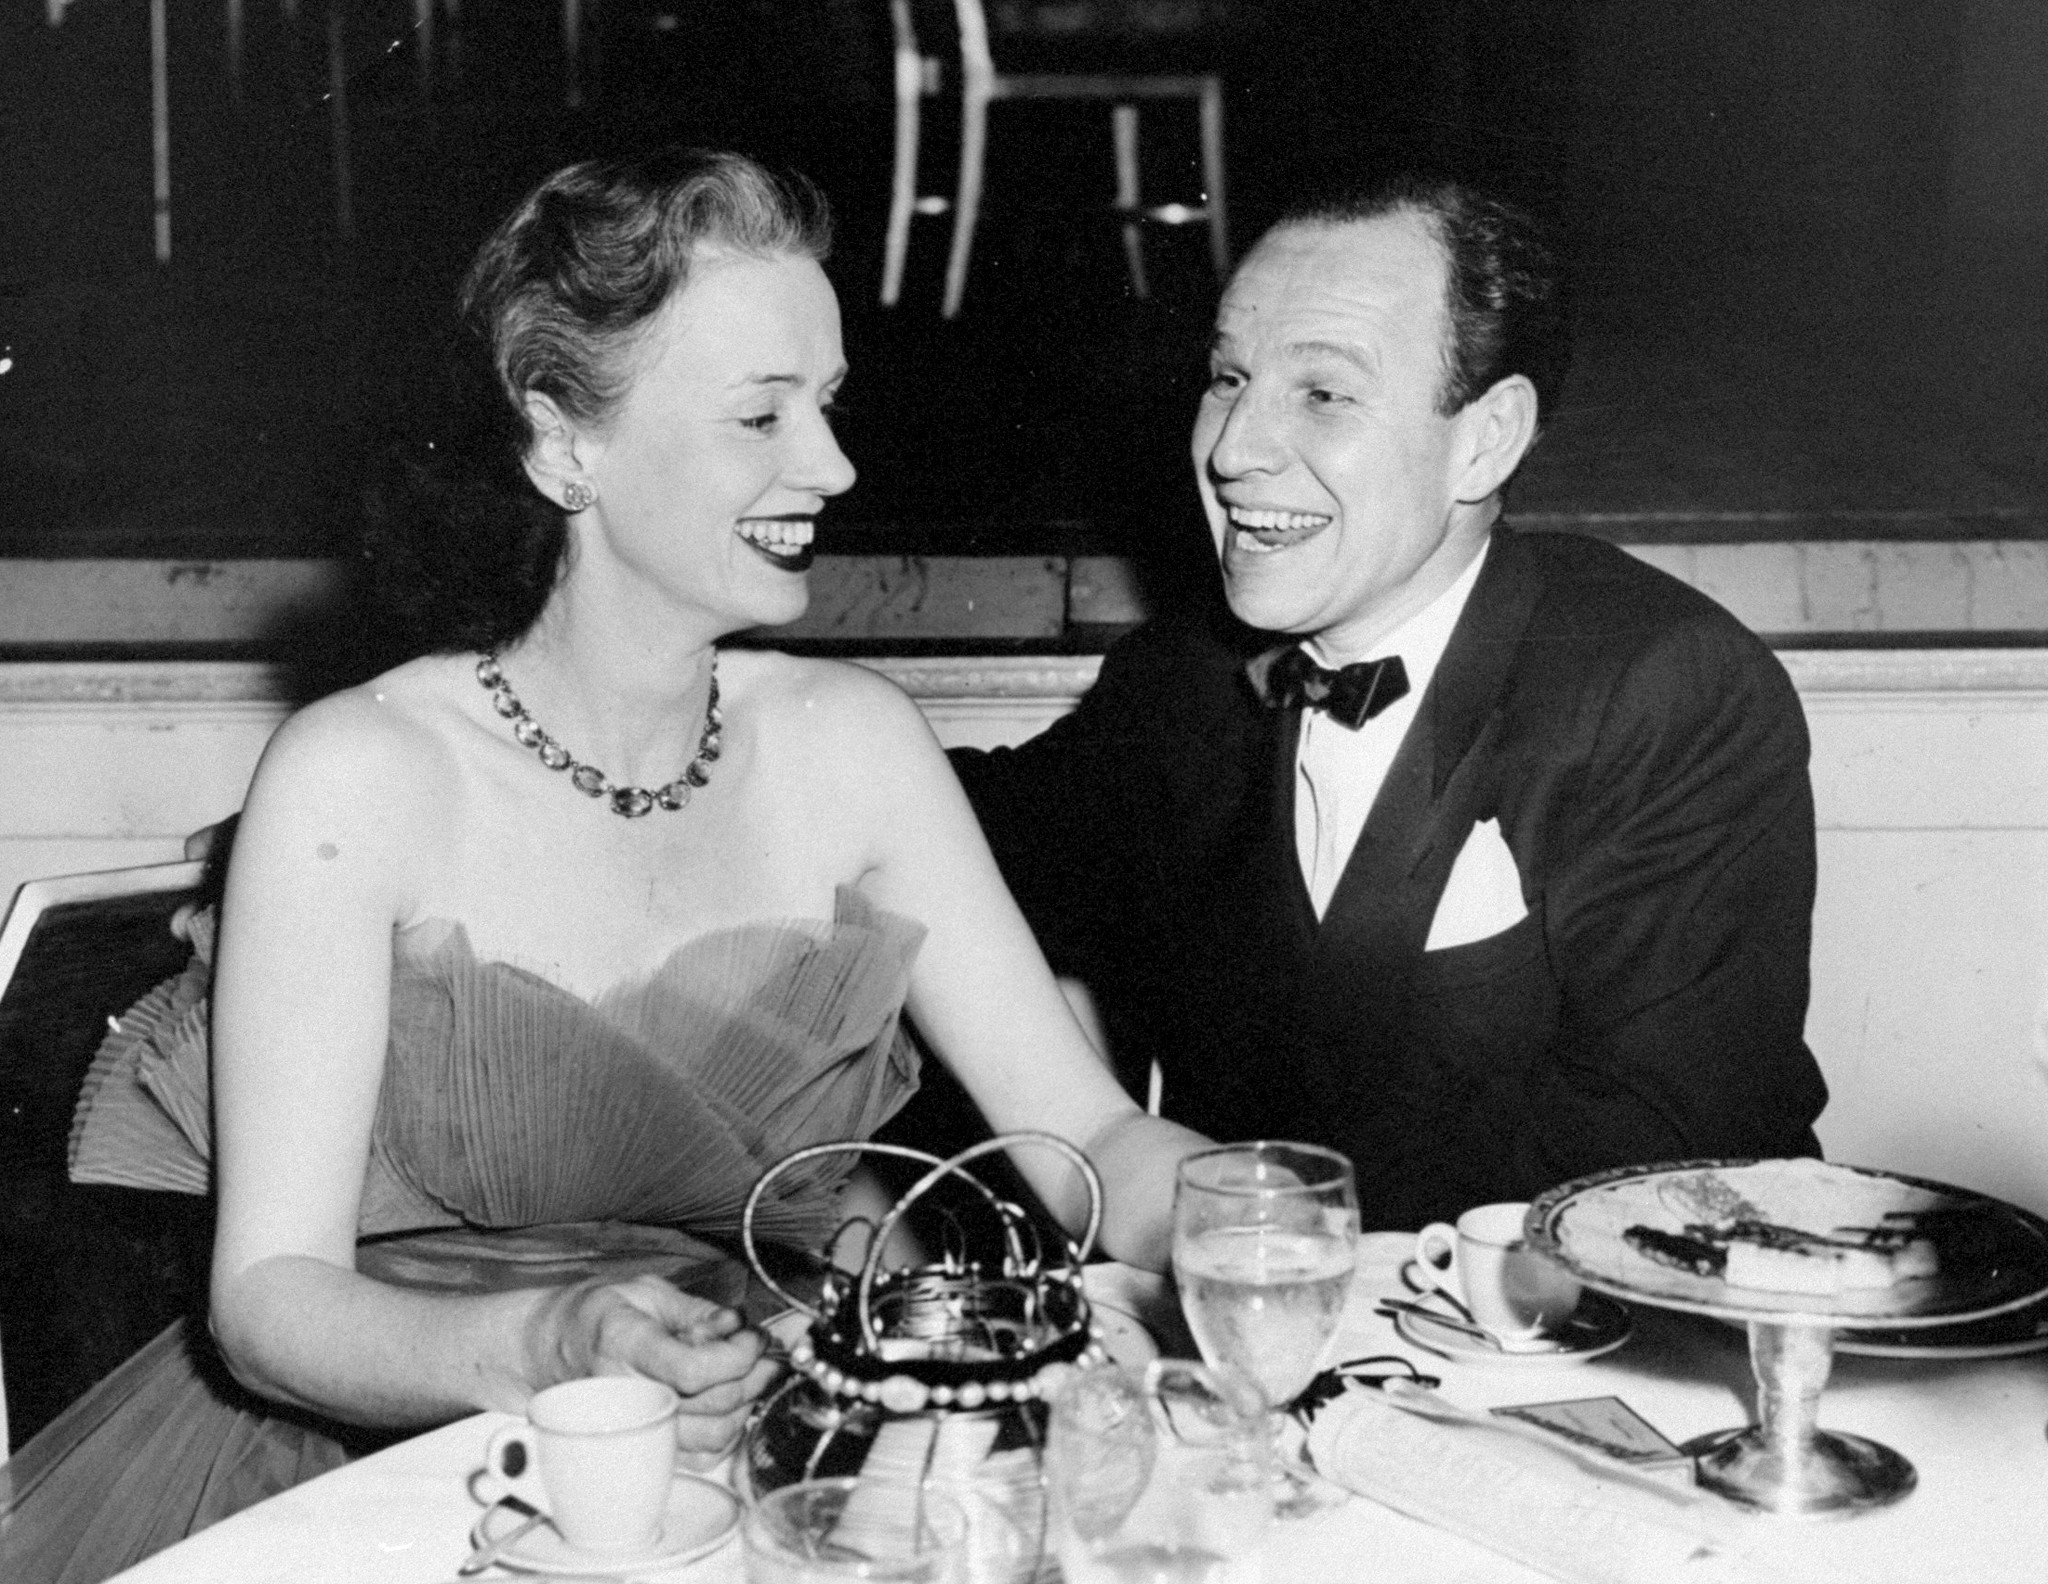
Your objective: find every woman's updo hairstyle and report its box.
[367,149,833,655]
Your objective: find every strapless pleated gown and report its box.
[3,887,925,1584]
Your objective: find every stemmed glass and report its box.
[1172,1141,1359,1514]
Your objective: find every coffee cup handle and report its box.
[472,1424,550,1515]
[1413,1221,1464,1305]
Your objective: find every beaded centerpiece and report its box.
[739,1135,1111,1584]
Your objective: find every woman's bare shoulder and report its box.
[249,655,475,811]
[221,659,485,926]
[727,652,960,856]
[725,650,930,742]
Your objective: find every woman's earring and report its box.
[562,480,597,512]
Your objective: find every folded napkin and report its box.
[1306,1384,1845,1584]
[1425,817,1528,950]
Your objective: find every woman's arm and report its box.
[207,697,770,1440]
[828,674,1209,1271]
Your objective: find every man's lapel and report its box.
[1423,530,1543,805]
[1304,532,1545,1046]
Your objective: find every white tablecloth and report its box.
[108,1236,2048,1583]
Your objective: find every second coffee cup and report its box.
[1413,1202,1582,1343]
[474,1376,680,1557]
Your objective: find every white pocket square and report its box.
[1426,818,1529,951]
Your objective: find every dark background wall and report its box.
[1,0,2043,560]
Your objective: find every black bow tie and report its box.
[1253,646,1411,730]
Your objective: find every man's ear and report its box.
[521,391,591,507]
[1450,374,1540,505]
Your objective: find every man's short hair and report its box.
[1273,174,1572,422]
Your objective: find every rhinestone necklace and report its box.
[475,651,721,819]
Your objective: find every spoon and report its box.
[1425,1283,1485,1329]
[1376,1297,1505,1349]
[1403,1263,1486,1328]
[460,1496,552,1577]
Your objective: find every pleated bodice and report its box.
[360,886,927,1252]
[71,884,927,1267]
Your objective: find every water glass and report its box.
[1172,1141,1360,1410]
[1046,1361,1273,1584]
[743,1478,968,1584]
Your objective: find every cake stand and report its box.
[1526,1160,2048,1519]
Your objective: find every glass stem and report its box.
[1749,1319,1833,1468]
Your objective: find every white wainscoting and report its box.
[1786,651,2048,1218]
[6,652,2047,1216]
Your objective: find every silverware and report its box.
[1375,1297,1505,1349]
[1428,1284,1484,1329]
[460,1496,551,1576]
[1403,1266,1485,1329]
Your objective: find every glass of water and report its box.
[1172,1141,1359,1510]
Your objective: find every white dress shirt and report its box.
[1294,543,1490,918]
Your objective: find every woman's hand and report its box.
[526,1276,781,1455]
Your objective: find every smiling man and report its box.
[948,174,1829,1231]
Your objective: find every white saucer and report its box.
[1390,1288,1633,1366]
[469,1474,740,1576]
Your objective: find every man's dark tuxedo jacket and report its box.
[950,528,1827,1230]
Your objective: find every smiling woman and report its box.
[521,246,854,639]
[4,148,1209,1584]
[366,149,845,662]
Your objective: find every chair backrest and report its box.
[0,860,210,1461]
[894,0,991,80]
[979,1,1228,74]
[902,1,1225,79]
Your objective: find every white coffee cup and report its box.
[474,1376,679,1556]
[1413,1202,1582,1343]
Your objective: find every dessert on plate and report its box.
[1620,1160,1944,1296]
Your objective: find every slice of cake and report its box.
[1717,1218,1938,1295]
[1623,1161,1946,1296]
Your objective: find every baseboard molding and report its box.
[4,646,2043,707]
[7,543,2047,649]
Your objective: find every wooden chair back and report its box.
[0,861,211,1460]
[882,0,1229,316]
